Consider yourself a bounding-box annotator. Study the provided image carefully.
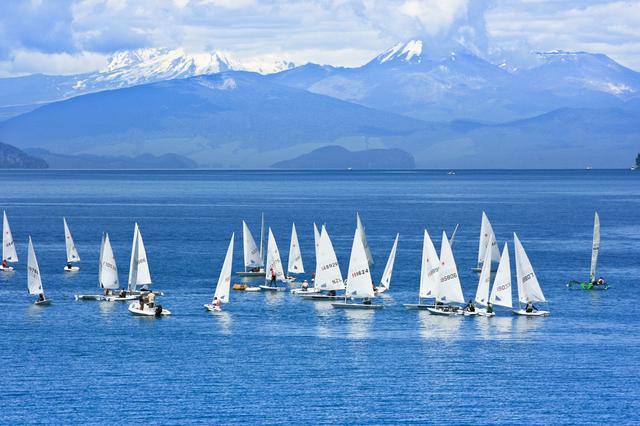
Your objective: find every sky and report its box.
[0,0,639,76]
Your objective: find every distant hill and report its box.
[0,142,48,169]
[272,146,415,169]
[25,149,196,169]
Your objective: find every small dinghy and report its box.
[471,212,500,273]
[472,243,513,317]
[308,225,346,300]
[567,212,609,290]
[1,211,18,271]
[244,286,261,292]
[27,237,51,306]
[300,293,343,301]
[260,228,287,291]
[427,231,465,316]
[204,234,234,312]
[426,305,460,316]
[512,233,550,317]
[332,228,382,310]
[128,302,171,316]
[375,234,399,295]
[291,285,319,295]
[75,233,120,301]
[63,218,81,272]
[404,229,439,310]
[237,215,266,277]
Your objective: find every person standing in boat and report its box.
[147,291,156,308]
[486,302,493,314]
[138,292,146,310]
[269,267,276,286]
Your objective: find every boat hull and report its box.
[259,285,286,292]
[426,307,461,316]
[128,303,171,316]
[35,299,52,306]
[291,287,319,295]
[0,265,14,272]
[237,271,266,278]
[331,302,383,310]
[513,309,550,317]
[300,294,343,301]
[566,280,609,291]
[104,295,138,301]
[403,303,436,310]
[244,286,261,292]
[75,294,104,301]
[203,304,222,312]
[64,266,80,272]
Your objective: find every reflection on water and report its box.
[418,311,462,341]
[26,302,46,318]
[213,311,233,335]
[514,315,543,334]
[345,309,374,339]
[264,291,285,307]
[99,301,118,315]
[490,316,514,339]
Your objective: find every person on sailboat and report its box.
[138,292,146,310]
[103,288,113,296]
[270,267,276,286]
[525,301,538,313]
[2,259,8,269]
[301,280,309,291]
[363,297,372,305]
[486,302,493,314]
[65,261,73,270]
[38,293,45,302]
[592,277,606,287]
[147,291,156,308]
[118,289,127,298]
[463,299,476,313]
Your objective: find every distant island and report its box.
[271,146,415,169]
[0,142,48,169]
[634,153,640,170]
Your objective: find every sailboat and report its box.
[76,233,122,301]
[404,229,440,310]
[376,233,399,294]
[471,212,500,273]
[127,223,170,316]
[291,223,320,295]
[285,223,304,283]
[299,225,344,300]
[204,233,234,312]
[427,231,465,316]
[2,211,18,271]
[27,236,50,305]
[356,213,374,266]
[567,212,608,290]
[259,228,286,291]
[480,243,513,316]
[513,233,550,316]
[63,218,81,272]
[237,214,266,277]
[332,228,382,309]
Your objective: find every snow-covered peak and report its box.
[376,40,424,64]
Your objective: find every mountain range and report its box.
[0,40,638,168]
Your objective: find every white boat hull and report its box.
[35,299,52,306]
[64,266,80,272]
[203,304,222,312]
[291,287,319,295]
[104,294,138,301]
[300,294,343,301]
[513,309,550,317]
[244,286,261,292]
[463,310,479,316]
[403,303,436,310]
[128,303,171,316]
[0,265,14,272]
[259,285,286,292]
[475,308,496,317]
[75,294,104,301]
[331,302,383,310]
[426,306,461,316]
[237,271,266,278]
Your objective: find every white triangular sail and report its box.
[437,231,465,304]
[287,223,304,274]
[378,233,399,292]
[264,228,285,284]
[489,243,513,308]
[63,217,81,263]
[100,233,119,290]
[478,212,500,267]
[27,237,43,295]
[356,213,374,265]
[345,228,375,299]
[514,233,546,304]
[419,229,440,299]
[314,225,344,291]
[474,247,493,306]
[313,223,321,270]
[213,233,234,303]
[3,211,18,262]
[128,223,151,292]
[590,212,600,281]
[242,221,262,269]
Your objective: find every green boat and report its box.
[567,212,609,290]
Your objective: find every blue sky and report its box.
[1,0,639,76]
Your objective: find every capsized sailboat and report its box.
[299,225,344,300]
[376,233,399,294]
[567,212,608,290]
[472,212,500,273]
[404,229,440,310]
[63,218,81,272]
[513,233,549,316]
[285,223,304,283]
[2,211,18,271]
[237,214,266,277]
[27,236,50,305]
[427,231,465,316]
[205,233,234,312]
[332,228,382,309]
[259,228,286,291]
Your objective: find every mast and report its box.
[259,213,265,266]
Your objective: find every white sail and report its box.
[264,228,285,284]
[419,229,440,299]
[489,243,513,308]
[313,223,321,270]
[345,228,375,299]
[356,213,374,265]
[259,213,265,262]
[99,233,105,277]
[242,221,262,269]
[478,212,500,267]
[287,223,304,274]
[437,231,465,304]
[590,212,600,281]
[474,247,493,306]
[27,236,43,295]
[378,233,399,292]
[213,233,234,303]
[514,233,546,303]
[3,211,18,262]
[100,233,119,290]
[63,217,81,263]
[128,223,151,292]
[314,225,344,291]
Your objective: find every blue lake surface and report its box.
[0,170,639,425]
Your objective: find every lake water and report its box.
[0,170,639,425]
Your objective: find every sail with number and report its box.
[242,221,262,269]
[477,212,500,267]
[474,248,493,306]
[287,223,304,274]
[314,225,343,291]
[590,212,600,281]
[214,233,234,303]
[128,223,151,292]
[63,217,81,263]
[489,243,513,307]
[356,213,374,265]
[264,228,285,284]
[514,233,545,304]
[3,211,18,263]
[378,234,399,293]
[345,228,374,299]
[437,231,465,304]
[27,236,43,295]
[100,233,119,290]
[419,229,440,299]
